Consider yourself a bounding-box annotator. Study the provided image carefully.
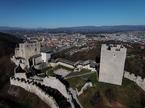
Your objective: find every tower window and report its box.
[107,46,111,50]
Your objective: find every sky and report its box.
[0,0,145,28]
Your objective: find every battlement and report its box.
[102,44,127,52]
[124,71,145,91]
[10,77,59,108]
[10,74,82,108]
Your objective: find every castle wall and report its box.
[81,64,96,72]
[15,42,40,59]
[14,73,27,79]
[43,77,70,99]
[99,44,127,85]
[10,74,79,108]
[124,71,145,91]
[10,77,59,108]
[76,82,93,96]
[57,62,74,69]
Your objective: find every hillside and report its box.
[0,32,49,108]
[0,32,23,57]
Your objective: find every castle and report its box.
[10,41,82,108]
[10,41,145,108]
[11,41,51,70]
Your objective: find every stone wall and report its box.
[49,62,96,72]
[76,82,93,96]
[43,77,71,99]
[124,71,145,91]
[57,62,75,69]
[79,64,96,72]
[15,42,40,59]
[10,77,58,108]
[10,75,82,108]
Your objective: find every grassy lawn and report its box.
[66,72,97,90]
[80,72,98,85]
[66,77,86,90]
[44,67,55,76]
[44,65,73,76]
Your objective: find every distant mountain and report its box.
[47,25,145,33]
[0,25,145,33]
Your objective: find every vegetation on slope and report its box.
[67,72,145,108]
[0,32,50,108]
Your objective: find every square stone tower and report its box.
[15,42,40,59]
[99,44,127,85]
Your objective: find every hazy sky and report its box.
[0,0,145,28]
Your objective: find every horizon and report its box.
[1,24,145,29]
[0,0,145,28]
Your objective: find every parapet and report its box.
[124,71,145,91]
[102,44,127,52]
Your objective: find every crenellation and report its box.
[124,71,145,91]
[10,77,59,108]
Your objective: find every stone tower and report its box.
[15,42,40,59]
[99,44,127,85]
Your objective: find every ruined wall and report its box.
[43,77,71,99]
[124,71,145,91]
[10,77,59,108]
[99,44,127,85]
[57,62,74,69]
[76,82,93,96]
[10,75,80,108]
[81,64,96,72]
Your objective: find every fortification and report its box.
[10,77,59,108]
[99,44,127,85]
[124,71,145,91]
[15,42,40,59]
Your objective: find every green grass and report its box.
[44,67,55,76]
[66,72,97,90]
[80,72,98,85]
[66,77,86,90]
